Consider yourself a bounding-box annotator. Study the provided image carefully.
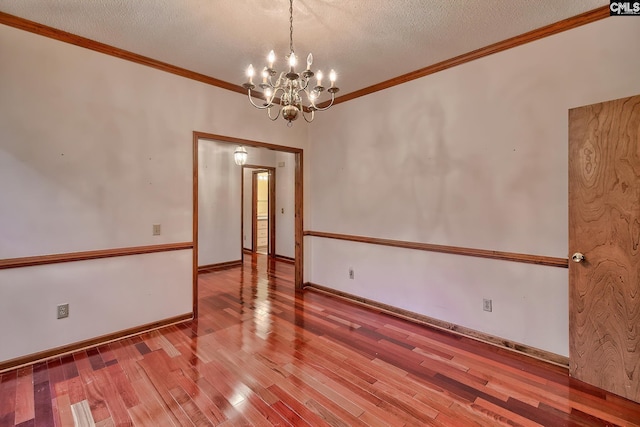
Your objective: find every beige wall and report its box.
[307,17,640,357]
[0,24,307,363]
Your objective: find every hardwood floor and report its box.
[1,254,639,426]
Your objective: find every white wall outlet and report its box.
[57,303,69,319]
[483,299,492,312]
[152,224,161,235]
[349,268,354,279]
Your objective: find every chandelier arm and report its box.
[310,92,336,111]
[301,108,315,123]
[275,87,291,107]
[266,70,285,88]
[267,106,281,121]
[297,78,310,91]
[299,94,314,110]
[246,90,274,110]
[266,87,286,107]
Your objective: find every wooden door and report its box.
[569,94,640,403]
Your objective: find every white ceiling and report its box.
[0,0,607,97]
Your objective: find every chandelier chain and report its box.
[289,0,294,54]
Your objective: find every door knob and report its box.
[572,252,585,263]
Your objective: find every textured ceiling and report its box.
[0,0,607,97]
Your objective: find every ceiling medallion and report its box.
[242,0,339,126]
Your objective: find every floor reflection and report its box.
[2,254,636,426]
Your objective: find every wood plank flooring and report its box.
[1,254,639,426]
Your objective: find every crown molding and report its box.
[0,11,245,95]
[317,5,610,107]
[1,6,610,108]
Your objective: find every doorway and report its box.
[254,171,269,255]
[242,166,276,256]
[192,132,304,316]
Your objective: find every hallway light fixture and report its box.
[234,146,248,165]
[242,0,339,126]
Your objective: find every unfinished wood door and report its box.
[569,94,640,403]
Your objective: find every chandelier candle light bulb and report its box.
[268,50,275,69]
[288,53,297,70]
[306,53,313,71]
[247,64,254,84]
[241,0,339,125]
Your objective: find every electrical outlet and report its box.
[349,268,354,279]
[483,299,492,312]
[57,303,69,319]
[152,224,161,236]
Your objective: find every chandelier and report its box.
[242,0,339,125]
